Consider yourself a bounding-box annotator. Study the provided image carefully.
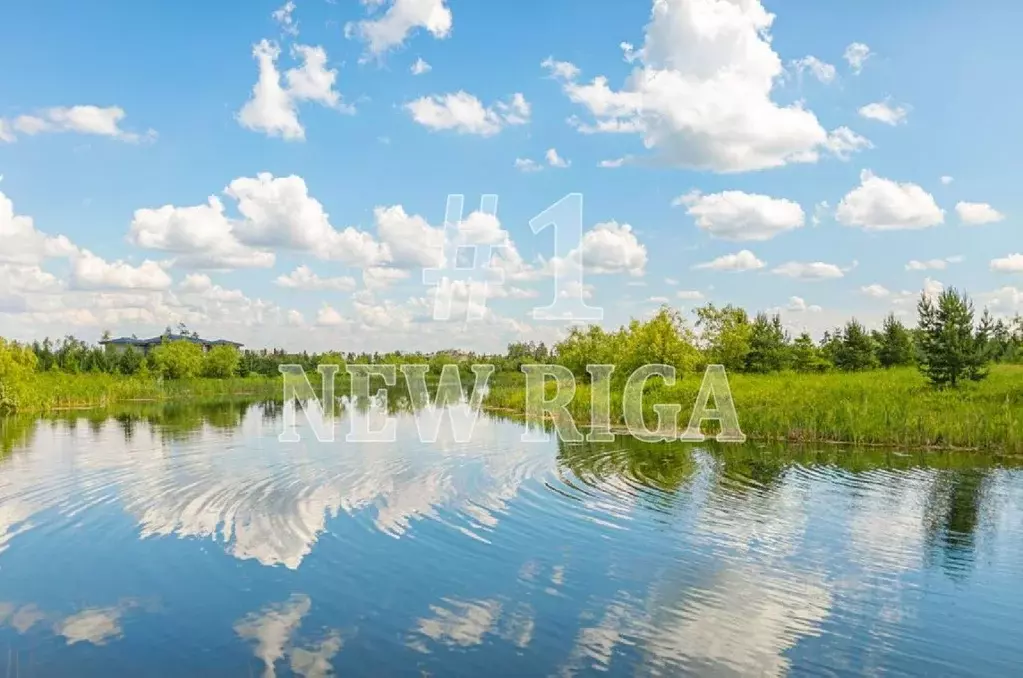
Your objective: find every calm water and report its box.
[1,400,1022,677]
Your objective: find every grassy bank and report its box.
[484,365,1023,453]
[4,365,1023,454]
[2,372,281,413]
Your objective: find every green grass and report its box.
[5,365,1023,453]
[484,365,1023,453]
[2,371,281,413]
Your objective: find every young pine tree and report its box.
[835,319,879,371]
[745,312,790,373]
[876,313,915,368]
[916,288,990,387]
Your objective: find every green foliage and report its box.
[834,319,879,371]
[0,338,39,412]
[117,347,144,375]
[876,313,915,368]
[694,303,751,371]
[917,288,990,387]
[745,313,789,373]
[202,345,241,378]
[791,332,830,373]
[151,341,204,380]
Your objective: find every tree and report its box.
[916,288,990,387]
[151,340,204,379]
[834,319,878,371]
[694,303,751,371]
[745,313,789,373]
[118,346,144,375]
[876,313,915,368]
[202,345,241,378]
[791,332,830,372]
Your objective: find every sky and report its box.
[1,0,1020,353]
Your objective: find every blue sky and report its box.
[1,0,1020,352]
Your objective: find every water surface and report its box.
[1,401,1022,676]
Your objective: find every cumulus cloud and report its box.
[956,201,1005,225]
[575,221,647,276]
[790,56,836,84]
[346,0,453,58]
[316,304,345,326]
[545,148,570,168]
[70,251,172,291]
[275,265,356,291]
[411,57,432,75]
[272,1,299,36]
[859,100,910,126]
[675,190,804,241]
[677,290,704,300]
[3,106,154,143]
[0,189,77,265]
[237,40,350,141]
[541,0,863,172]
[990,254,1023,273]
[836,170,944,230]
[694,250,765,272]
[514,158,542,173]
[940,176,954,185]
[860,284,891,298]
[844,42,872,73]
[771,261,844,280]
[405,91,530,136]
[905,256,961,271]
[786,296,822,312]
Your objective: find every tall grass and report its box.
[484,365,1023,453]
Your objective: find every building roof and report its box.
[100,334,243,348]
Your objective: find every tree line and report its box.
[1,288,1019,392]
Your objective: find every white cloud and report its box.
[237,40,304,140]
[786,296,822,312]
[0,189,77,265]
[542,0,860,172]
[858,100,909,126]
[597,158,624,168]
[772,261,844,280]
[71,251,172,291]
[6,106,153,143]
[860,284,891,298]
[836,170,944,231]
[286,309,305,326]
[272,1,299,36]
[545,148,570,168]
[346,0,453,58]
[275,265,356,291]
[226,173,387,267]
[316,304,345,326]
[405,91,530,136]
[372,204,444,267]
[0,264,63,294]
[237,40,350,141]
[576,221,647,276]
[822,126,873,160]
[791,56,836,84]
[179,273,213,293]
[694,250,765,272]
[677,290,704,300]
[844,42,872,73]
[676,190,804,241]
[129,196,275,270]
[991,254,1023,273]
[285,45,351,112]
[514,158,543,173]
[906,256,961,271]
[363,266,411,291]
[648,296,670,304]
[956,201,1005,225]
[940,176,954,185]
[664,277,678,285]
[411,57,432,75]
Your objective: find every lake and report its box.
[1,399,1022,676]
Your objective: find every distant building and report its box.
[100,333,243,355]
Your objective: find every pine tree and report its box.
[791,332,830,372]
[835,319,878,371]
[916,288,989,387]
[745,312,789,373]
[877,313,915,367]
